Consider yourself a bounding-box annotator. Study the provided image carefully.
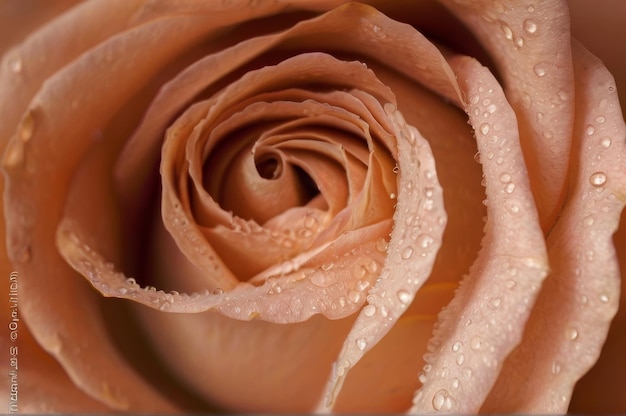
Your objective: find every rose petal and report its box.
[57,54,399,322]
[317,104,447,411]
[408,56,549,413]
[2,2,291,410]
[440,0,575,229]
[481,41,626,413]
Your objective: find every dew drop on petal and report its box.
[566,327,579,341]
[397,290,412,304]
[480,123,490,135]
[504,183,516,194]
[452,378,460,389]
[586,125,595,136]
[470,336,482,350]
[366,260,379,273]
[523,19,537,34]
[589,172,607,187]
[363,304,377,316]
[456,353,465,365]
[402,246,414,260]
[600,137,612,148]
[500,22,513,40]
[348,290,361,304]
[432,389,452,411]
[451,341,462,352]
[356,338,367,351]
[533,64,547,77]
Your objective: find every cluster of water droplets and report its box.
[57,227,217,314]
[497,4,538,50]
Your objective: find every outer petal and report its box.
[409,56,548,413]
[2,1,292,410]
[482,41,626,413]
[439,0,574,229]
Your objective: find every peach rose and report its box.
[1,0,624,413]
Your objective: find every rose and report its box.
[1,0,625,413]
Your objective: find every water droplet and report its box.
[595,115,606,124]
[507,203,520,215]
[599,137,612,148]
[552,361,561,375]
[348,290,361,303]
[589,172,607,187]
[356,338,367,351]
[582,215,594,227]
[470,336,482,350]
[376,238,388,253]
[514,36,524,47]
[126,277,137,286]
[490,297,502,308]
[536,112,544,121]
[599,293,609,303]
[452,341,462,352]
[418,372,427,384]
[523,19,537,34]
[366,260,379,273]
[533,64,548,77]
[500,23,513,39]
[304,216,316,228]
[356,280,370,292]
[118,287,128,295]
[528,5,535,12]
[480,123,490,135]
[566,327,579,340]
[499,172,511,183]
[159,302,172,312]
[456,353,465,365]
[586,125,595,136]
[402,246,414,259]
[452,378,460,389]
[363,304,376,316]
[504,183,516,194]
[397,290,412,304]
[432,389,451,411]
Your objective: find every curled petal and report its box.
[482,41,626,413]
[317,105,447,411]
[2,2,290,410]
[440,0,574,228]
[408,56,548,413]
